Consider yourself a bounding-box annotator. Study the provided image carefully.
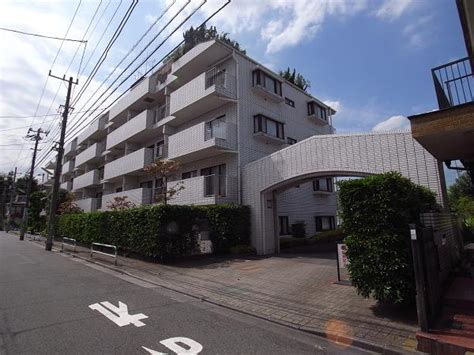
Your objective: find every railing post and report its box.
[409,223,429,332]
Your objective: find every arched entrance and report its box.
[242,131,447,255]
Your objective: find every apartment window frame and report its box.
[182,170,197,180]
[285,97,295,108]
[140,180,153,189]
[205,115,226,141]
[307,101,328,121]
[253,114,285,139]
[315,216,336,232]
[252,69,282,97]
[313,178,333,192]
[279,216,290,235]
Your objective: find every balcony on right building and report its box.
[408,0,474,181]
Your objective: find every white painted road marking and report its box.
[88,301,148,327]
[142,337,203,354]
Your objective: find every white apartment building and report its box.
[60,39,338,237]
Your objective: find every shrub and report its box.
[338,172,436,305]
[57,204,250,259]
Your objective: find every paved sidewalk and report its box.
[22,233,419,353]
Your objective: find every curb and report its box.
[42,241,414,355]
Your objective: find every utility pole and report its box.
[0,173,9,231]
[45,73,77,251]
[20,129,44,240]
[6,167,17,232]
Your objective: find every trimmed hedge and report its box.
[57,204,250,259]
[338,172,436,305]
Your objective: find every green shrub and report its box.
[57,204,250,259]
[229,244,256,255]
[312,228,346,243]
[338,172,436,305]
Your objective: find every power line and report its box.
[0,26,87,43]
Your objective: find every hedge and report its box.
[57,204,250,259]
[338,172,436,305]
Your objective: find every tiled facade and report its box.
[60,40,337,235]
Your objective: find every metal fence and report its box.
[432,56,474,109]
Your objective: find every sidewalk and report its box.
[21,233,420,354]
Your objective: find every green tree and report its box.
[338,172,436,305]
[28,190,47,233]
[449,173,474,237]
[144,159,184,205]
[279,67,311,92]
[167,24,245,63]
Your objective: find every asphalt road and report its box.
[0,232,371,354]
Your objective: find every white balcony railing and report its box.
[102,187,153,210]
[169,175,237,205]
[169,69,236,119]
[73,169,100,190]
[75,141,105,168]
[62,159,75,174]
[106,110,154,150]
[60,181,72,191]
[168,121,236,161]
[103,148,153,181]
[76,197,100,212]
[64,138,77,157]
[77,115,107,145]
[109,76,155,121]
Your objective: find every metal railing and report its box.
[61,237,77,253]
[432,56,474,109]
[91,242,117,265]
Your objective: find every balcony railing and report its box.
[432,56,474,109]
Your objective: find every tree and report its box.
[57,192,82,215]
[449,172,474,238]
[166,24,245,63]
[338,172,436,305]
[279,67,311,92]
[106,196,136,211]
[28,190,47,233]
[143,159,184,205]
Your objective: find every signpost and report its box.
[336,243,351,285]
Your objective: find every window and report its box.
[201,164,226,197]
[205,115,226,140]
[115,187,123,193]
[287,137,297,145]
[154,104,168,123]
[315,216,336,232]
[182,170,197,179]
[254,114,285,139]
[279,216,290,235]
[285,97,295,107]
[140,181,153,188]
[313,178,333,192]
[149,141,164,159]
[307,101,328,121]
[252,69,282,96]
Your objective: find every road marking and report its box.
[88,301,148,327]
[142,337,203,354]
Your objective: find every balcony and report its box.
[77,114,107,146]
[102,187,153,210]
[103,148,153,181]
[75,141,106,168]
[60,181,72,191]
[64,138,77,158]
[76,197,100,212]
[168,121,237,163]
[73,169,100,190]
[169,69,236,125]
[106,110,158,150]
[408,56,474,164]
[170,175,237,205]
[62,159,75,175]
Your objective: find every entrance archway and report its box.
[242,131,447,255]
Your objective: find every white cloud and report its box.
[323,100,341,113]
[373,0,416,21]
[372,115,410,131]
[403,15,433,48]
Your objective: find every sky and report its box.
[0,0,467,184]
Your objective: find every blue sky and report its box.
[0,0,466,184]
